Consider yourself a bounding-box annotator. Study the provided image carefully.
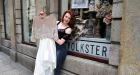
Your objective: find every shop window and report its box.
[21,0,47,44]
[60,0,113,63]
[3,0,12,40]
[70,0,112,40]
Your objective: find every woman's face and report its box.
[63,13,71,24]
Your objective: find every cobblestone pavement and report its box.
[0,52,33,75]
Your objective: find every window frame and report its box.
[20,0,36,46]
[3,0,11,40]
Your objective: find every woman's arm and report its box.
[56,28,72,45]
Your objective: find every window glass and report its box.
[22,0,47,43]
[22,0,36,43]
[70,0,112,40]
[3,0,12,39]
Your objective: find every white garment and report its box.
[34,38,56,75]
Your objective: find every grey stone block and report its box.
[16,34,22,43]
[0,21,4,25]
[10,49,17,61]
[109,44,120,66]
[16,25,21,34]
[111,20,121,42]
[17,52,35,71]
[112,3,122,18]
[1,26,5,33]
[0,45,10,55]
[0,35,1,45]
[16,19,21,25]
[63,56,80,74]
[0,27,1,33]
[15,0,21,9]
[0,25,1,30]
[15,10,21,18]
[61,69,77,75]
[63,55,117,75]
[17,44,37,58]
[1,33,5,38]
[1,39,11,48]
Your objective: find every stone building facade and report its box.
[0,0,140,75]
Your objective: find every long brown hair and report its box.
[61,10,75,29]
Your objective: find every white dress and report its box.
[34,38,56,75]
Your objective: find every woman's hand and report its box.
[56,38,65,45]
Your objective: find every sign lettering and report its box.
[68,38,110,59]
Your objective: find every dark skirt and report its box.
[54,43,68,75]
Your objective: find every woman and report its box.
[54,10,75,75]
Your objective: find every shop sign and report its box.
[71,0,89,8]
[68,38,110,60]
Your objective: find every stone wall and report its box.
[109,0,123,66]
[62,55,117,75]
[119,0,140,75]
